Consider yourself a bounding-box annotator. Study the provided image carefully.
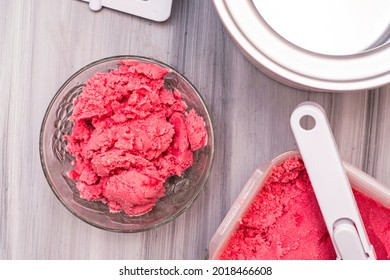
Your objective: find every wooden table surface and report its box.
[1,0,390,260]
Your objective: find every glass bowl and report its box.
[39,55,214,232]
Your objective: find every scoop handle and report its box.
[290,102,376,260]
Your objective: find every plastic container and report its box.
[209,150,390,259]
[213,0,390,91]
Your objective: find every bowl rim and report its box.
[39,55,215,233]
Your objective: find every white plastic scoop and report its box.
[290,102,376,260]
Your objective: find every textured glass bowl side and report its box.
[39,56,214,232]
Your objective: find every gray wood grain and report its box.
[1,0,390,260]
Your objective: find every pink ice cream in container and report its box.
[209,102,390,260]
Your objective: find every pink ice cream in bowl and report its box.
[40,56,214,232]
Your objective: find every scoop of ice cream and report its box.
[103,170,165,216]
[66,60,207,216]
[185,109,207,151]
[220,157,390,260]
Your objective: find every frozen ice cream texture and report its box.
[219,157,390,260]
[65,60,207,216]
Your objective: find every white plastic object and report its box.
[290,102,376,260]
[88,0,102,11]
[79,0,173,22]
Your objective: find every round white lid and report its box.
[254,0,390,56]
[213,0,390,91]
